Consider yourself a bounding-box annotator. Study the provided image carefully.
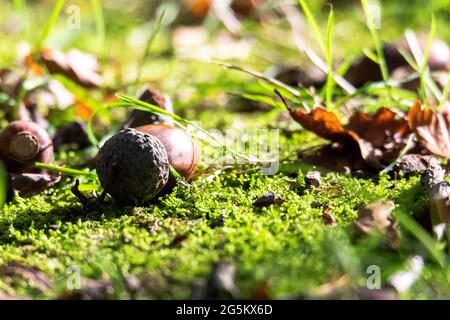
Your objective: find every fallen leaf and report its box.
[355,201,396,234]
[408,100,450,159]
[0,290,25,300]
[58,278,114,300]
[300,144,368,172]
[0,261,53,294]
[8,172,61,197]
[75,100,93,120]
[356,287,399,300]
[40,48,101,88]
[253,192,285,208]
[249,281,272,299]
[355,201,400,247]
[322,205,337,226]
[290,106,411,169]
[393,154,440,176]
[185,0,211,19]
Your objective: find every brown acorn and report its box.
[136,124,199,181]
[0,121,54,173]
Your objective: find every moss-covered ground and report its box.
[1,0,450,299]
[1,129,447,299]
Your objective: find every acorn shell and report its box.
[136,124,199,180]
[96,128,170,205]
[0,121,54,173]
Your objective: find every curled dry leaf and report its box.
[355,201,396,235]
[322,205,337,226]
[0,261,53,294]
[408,100,450,159]
[8,172,61,197]
[185,0,263,20]
[290,107,411,169]
[40,48,101,88]
[249,281,272,299]
[58,278,114,300]
[393,154,440,176]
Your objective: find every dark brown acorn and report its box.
[0,120,54,173]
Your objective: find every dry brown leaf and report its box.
[40,48,101,88]
[290,107,411,169]
[408,100,450,159]
[0,261,53,294]
[290,106,358,143]
[322,205,337,226]
[8,172,61,197]
[355,201,400,246]
[346,108,411,168]
[393,154,440,175]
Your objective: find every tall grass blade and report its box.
[135,11,165,86]
[361,0,390,87]
[14,0,30,41]
[419,15,436,100]
[298,0,324,52]
[205,60,301,99]
[325,7,335,109]
[38,0,65,48]
[396,211,446,267]
[90,0,106,55]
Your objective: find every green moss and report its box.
[0,164,447,299]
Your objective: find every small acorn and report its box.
[0,120,54,173]
[96,128,170,205]
[122,86,174,129]
[136,124,200,181]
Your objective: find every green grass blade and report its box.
[38,0,66,48]
[420,15,436,100]
[204,60,301,99]
[0,161,6,210]
[325,7,335,109]
[135,11,166,86]
[395,211,446,267]
[34,162,96,178]
[14,0,30,41]
[298,0,324,53]
[90,0,106,55]
[439,71,450,109]
[404,30,443,101]
[361,0,390,85]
